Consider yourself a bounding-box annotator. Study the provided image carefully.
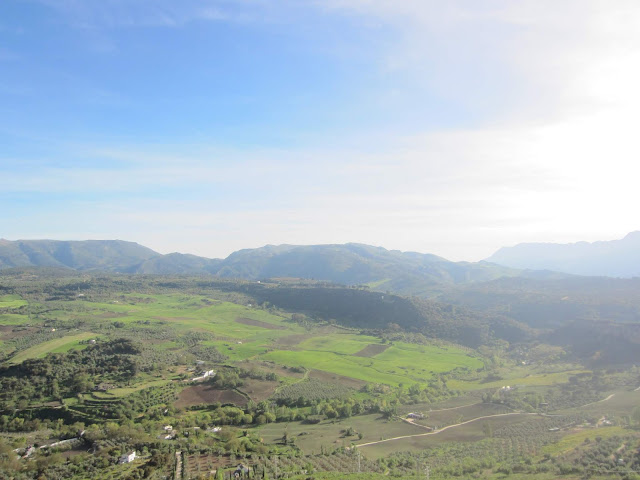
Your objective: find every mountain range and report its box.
[486,231,640,278]
[1,233,637,295]
[0,239,545,295]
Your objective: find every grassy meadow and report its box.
[261,334,482,386]
[9,332,98,363]
[0,294,28,309]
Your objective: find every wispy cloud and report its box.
[36,0,276,29]
[6,108,637,260]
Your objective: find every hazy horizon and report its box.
[2,231,639,264]
[3,1,640,261]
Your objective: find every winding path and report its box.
[356,387,640,449]
[356,412,535,448]
[580,393,616,408]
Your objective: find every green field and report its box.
[9,332,97,363]
[84,295,304,347]
[91,379,172,398]
[0,295,28,309]
[213,340,274,361]
[541,425,627,456]
[261,334,482,386]
[0,313,31,325]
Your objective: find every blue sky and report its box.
[2,0,640,260]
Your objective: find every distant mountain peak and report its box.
[486,232,640,278]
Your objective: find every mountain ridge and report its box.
[0,239,533,293]
[486,231,640,278]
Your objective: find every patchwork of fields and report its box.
[1,292,481,386]
[1,283,637,480]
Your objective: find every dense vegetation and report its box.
[0,339,145,407]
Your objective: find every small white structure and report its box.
[164,425,173,432]
[191,370,216,382]
[119,451,136,464]
[407,413,424,419]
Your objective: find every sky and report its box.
[2,0,640,261]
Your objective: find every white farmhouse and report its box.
[119,451,136,464]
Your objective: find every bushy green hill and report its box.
[216,243,524,292]
[242,282,533,348]
[0,239,158,271]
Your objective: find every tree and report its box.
[72,373,93,394]
[482,421,493,437]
